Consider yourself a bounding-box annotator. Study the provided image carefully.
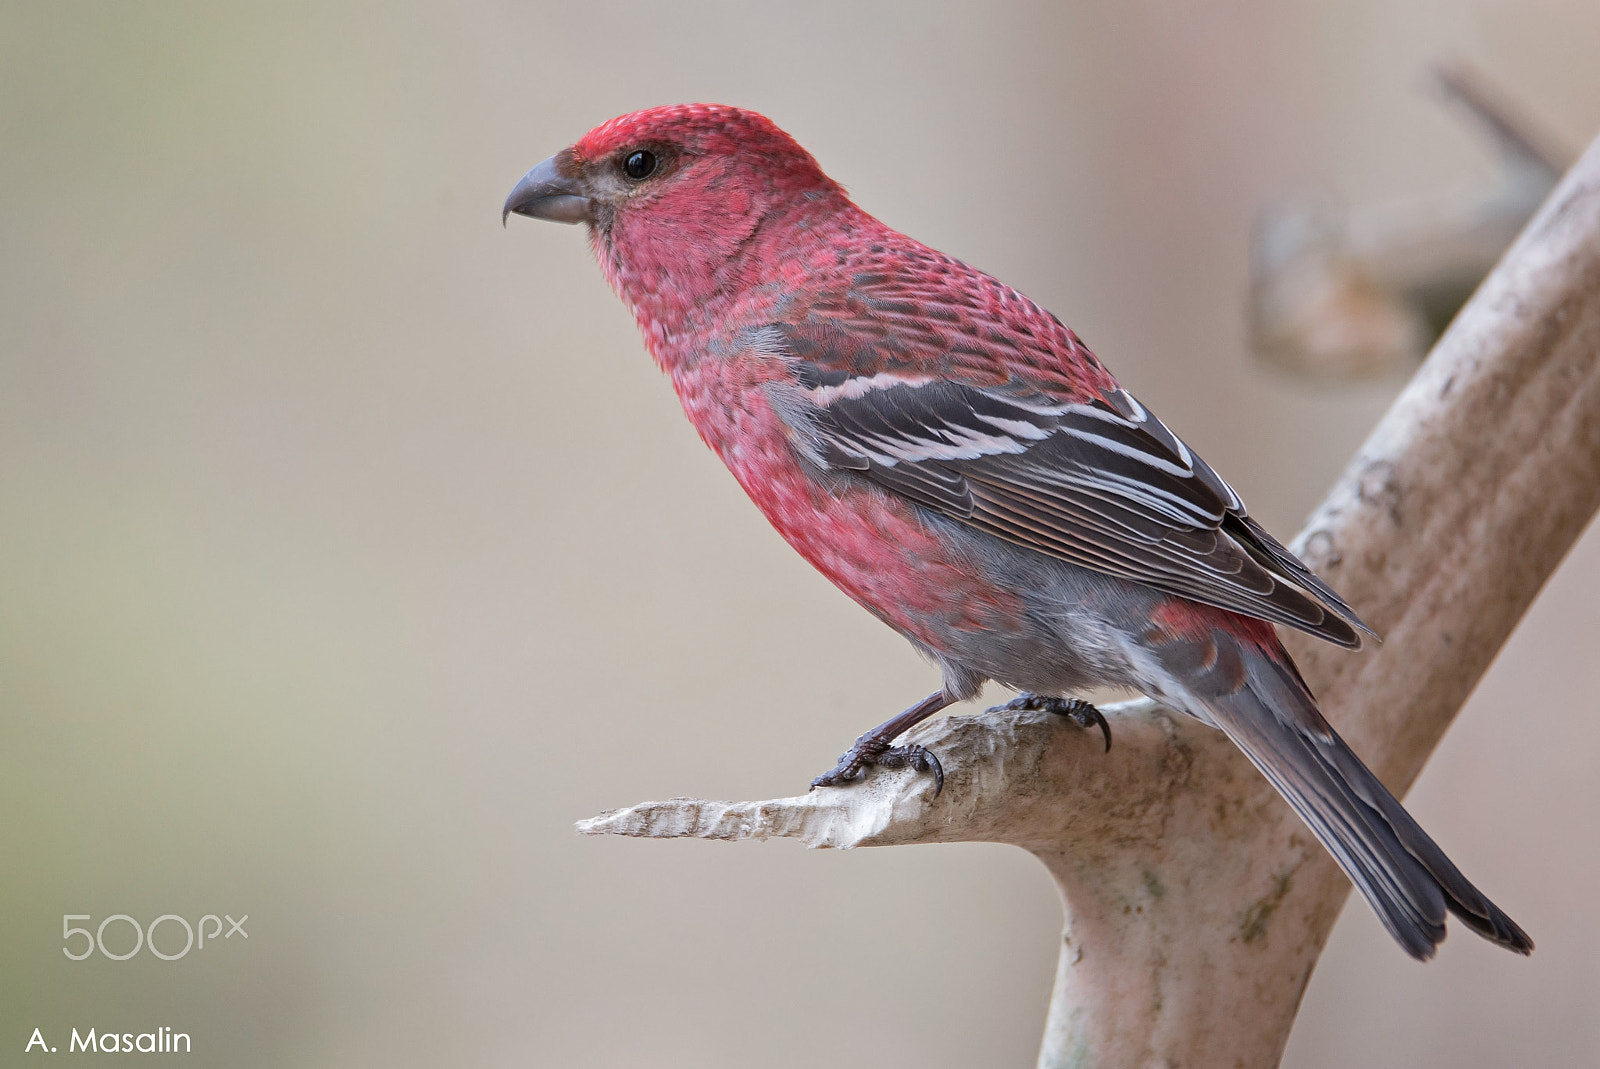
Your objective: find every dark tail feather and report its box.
[1201,649,1532,960]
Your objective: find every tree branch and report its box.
[579,131,1600,1068]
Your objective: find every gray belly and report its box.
[913,512,1165,699]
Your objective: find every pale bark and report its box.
[579,132,1600,1068]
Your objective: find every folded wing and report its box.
[790,364,1372,648]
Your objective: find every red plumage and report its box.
[505,103,1530,960]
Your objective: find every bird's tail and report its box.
[1194,642,1532,960]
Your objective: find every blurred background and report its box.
[3,2,1598,1066]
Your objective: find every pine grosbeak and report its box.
[504,104,1530,960]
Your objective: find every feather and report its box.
[775,350,1373,649]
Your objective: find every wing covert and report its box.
[786,364,1371,648]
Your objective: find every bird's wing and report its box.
[778,347,1372,648]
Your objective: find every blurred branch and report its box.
[1250,61,1574,379]
[581,132,1600,1067]
[1433,60,1570,176]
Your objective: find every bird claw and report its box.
[988,693,1112,752]
[810,740,944,797]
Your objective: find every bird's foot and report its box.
[810,736,945,797]
[989,693,1112,752]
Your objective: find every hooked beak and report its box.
[502,154,590,226]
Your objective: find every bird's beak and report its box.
[503,153,590,226]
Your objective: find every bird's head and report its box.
[504,105,849,324]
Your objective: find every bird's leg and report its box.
[988,693,1112,752]
[809,689,955,796]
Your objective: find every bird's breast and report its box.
[668,356,1026,648]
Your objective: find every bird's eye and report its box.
[622,150,657,181]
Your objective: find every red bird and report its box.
[505,104,1530,960]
